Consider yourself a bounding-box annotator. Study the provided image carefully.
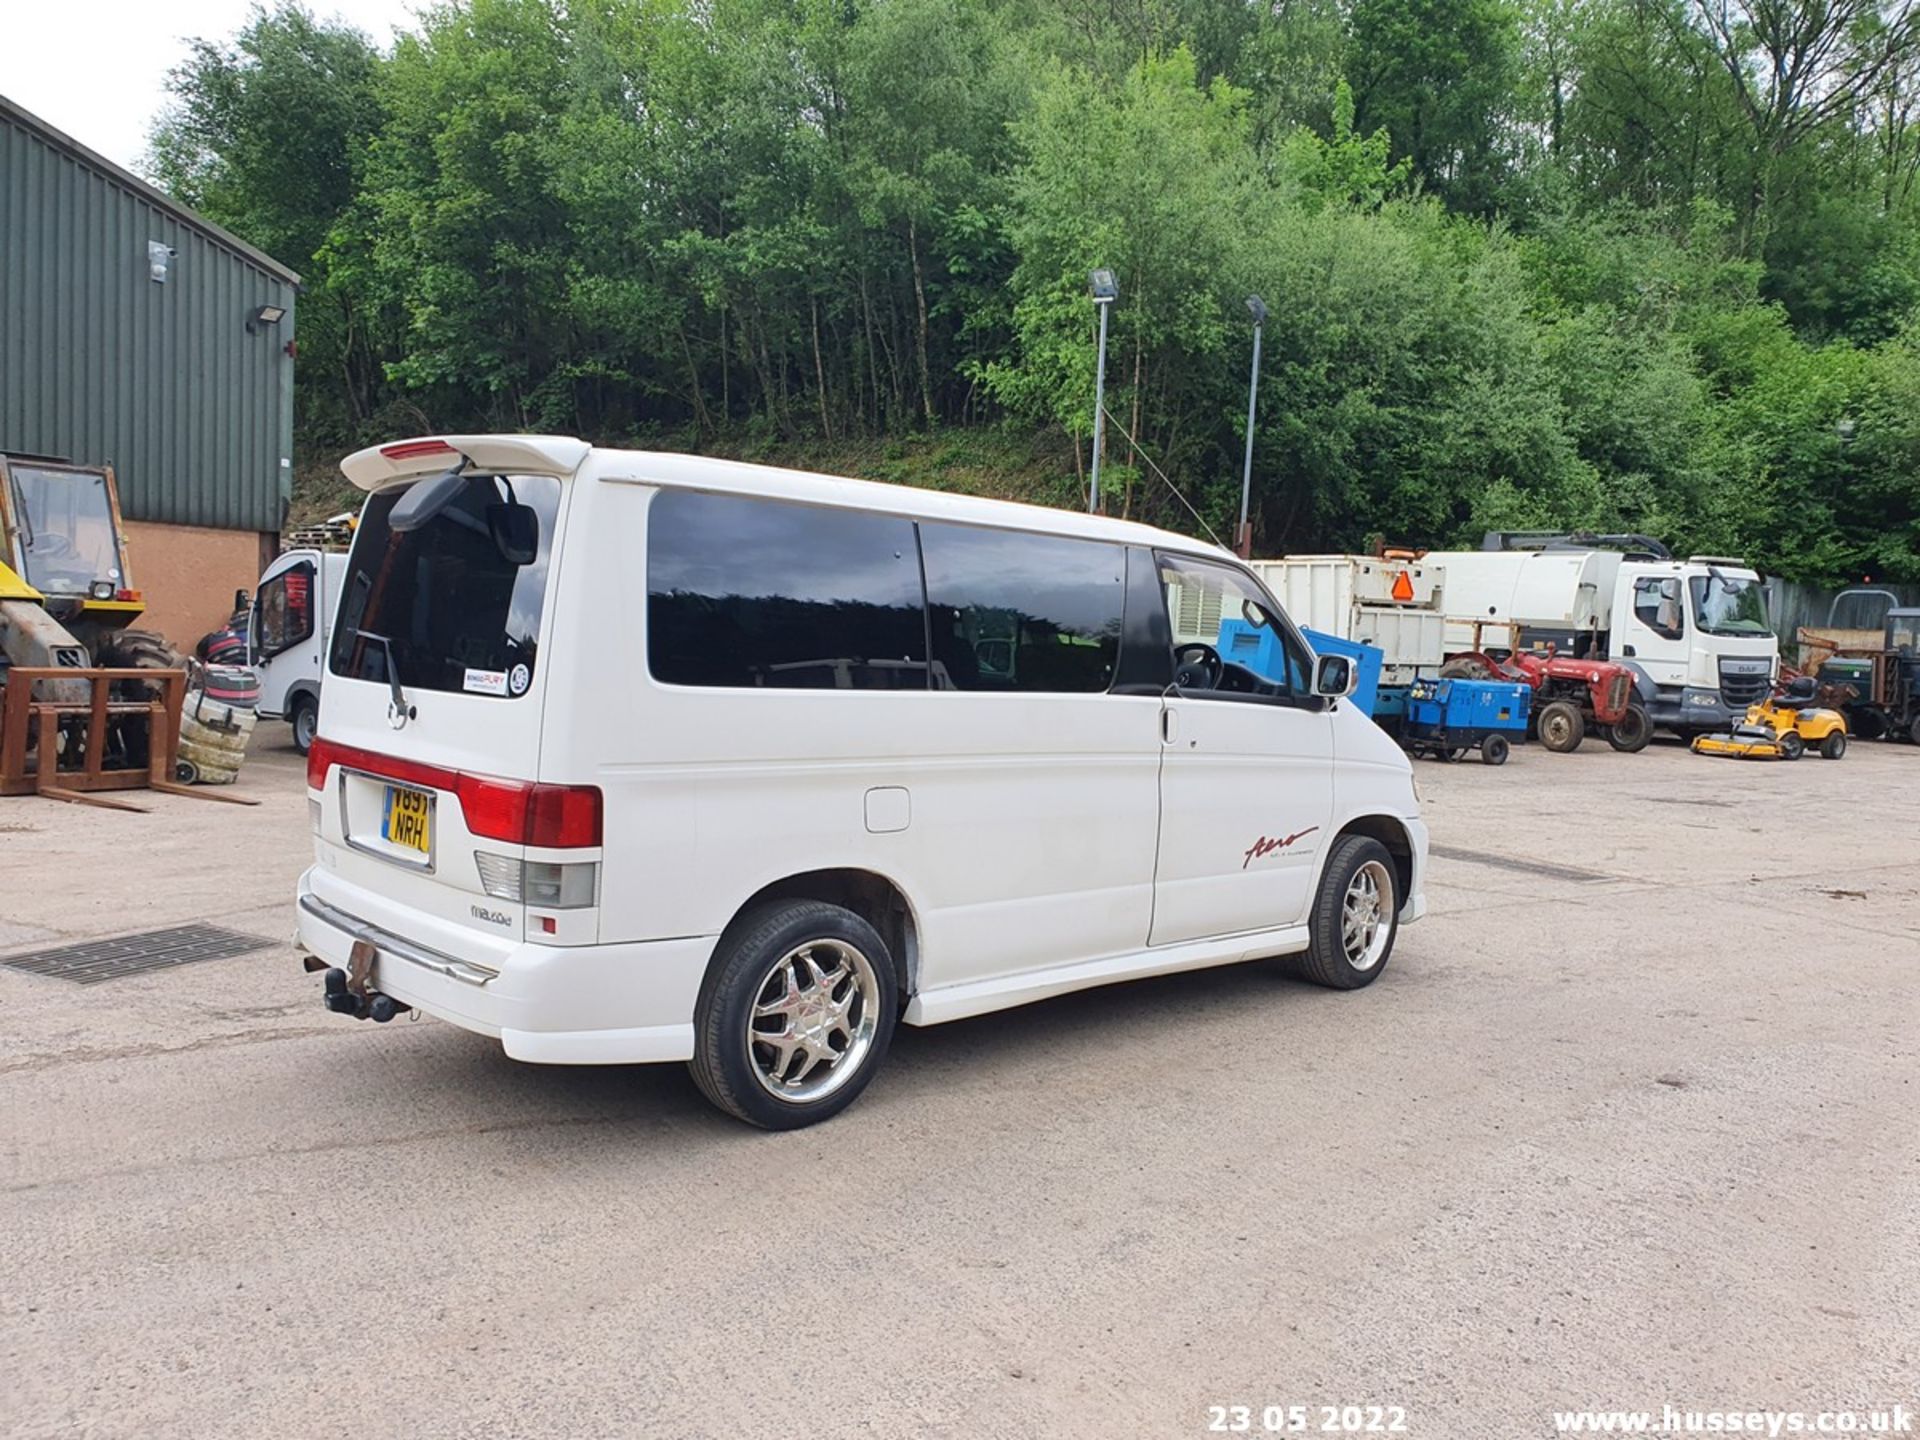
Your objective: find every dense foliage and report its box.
[150,0,1920,581]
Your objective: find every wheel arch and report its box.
[1328,814,1415,914]
[721,868,922,1002]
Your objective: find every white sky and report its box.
[1,0,422,173]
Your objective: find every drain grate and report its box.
[0,923,273,985]
[1428,844,1610,883]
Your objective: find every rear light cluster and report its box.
[307,739,603,848]
[474,853,598,909]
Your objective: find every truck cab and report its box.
[249,547,346,753]
[1612,557,1776,733]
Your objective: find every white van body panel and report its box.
[296,440,1427,1066]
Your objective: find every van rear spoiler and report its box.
[340,435,591,491]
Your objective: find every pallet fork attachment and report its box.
[0,667,260,809]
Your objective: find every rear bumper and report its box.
[294,871,712,1064]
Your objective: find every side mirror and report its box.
[487,502,539,566]
[1312,653,1357,699]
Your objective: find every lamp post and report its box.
[1088,269,1118,513]
[1236,294,1267,558]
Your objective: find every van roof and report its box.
[341,434,1232,559]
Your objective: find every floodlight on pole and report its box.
[1236,294,1267,557]
[1088,270,1118,513]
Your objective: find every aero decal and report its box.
[1243,828,1321,870]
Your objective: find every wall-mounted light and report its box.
[247,303,288,334]
[148,241,175,283]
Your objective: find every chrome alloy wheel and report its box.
[1342,860,1395,972]
[745,938,881,1104]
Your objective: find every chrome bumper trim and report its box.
[298,892,497,987]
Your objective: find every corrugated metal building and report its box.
[0,93,297,645]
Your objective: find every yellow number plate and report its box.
[382,785,432,854]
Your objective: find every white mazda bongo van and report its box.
[295,436,1428,1128]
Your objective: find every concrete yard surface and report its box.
[1,734,1916,1439]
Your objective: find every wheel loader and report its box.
[0,452,227,807]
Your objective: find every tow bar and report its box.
[304,938,412,1024]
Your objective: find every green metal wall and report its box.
[0,97,297,534]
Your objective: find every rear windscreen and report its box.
[329,474,562,699]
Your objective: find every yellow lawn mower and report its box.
[1691,676,1848,761]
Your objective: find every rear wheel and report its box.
[1607,703,1652,753]
[1480,734,1510,766]
[1821,731,1847,760]
[1294,835,1399,990]
[289,693,319,755]
[690,901,898,1129]
[1537,700,1585,753]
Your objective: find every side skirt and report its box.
[904,925,1311,1027]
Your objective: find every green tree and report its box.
[1346,0,1521,211]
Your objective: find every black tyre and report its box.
[95,627,183,702]
[1537,700,1585,753]
[1779,731,1805,761]
[1607,703,1652,753]
[1909,715,1920,746]
[290,693,319,755]
[1821,731,1847,760]
[1295,835,1400,991]
[1480,733,1511,766]
[690,901,898,1130]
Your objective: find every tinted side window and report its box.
[919,523,1124,693]
[648,490,928,689]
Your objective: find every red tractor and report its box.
[1440,648,1650,753]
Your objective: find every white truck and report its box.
[1425,542,1778,734]
[248,547,347,753]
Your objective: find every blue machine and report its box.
[1217,620,1384,716]
[1401,676,1531,765]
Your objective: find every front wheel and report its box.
[1607,703,1652,753]
[689,901,898,1129]
[1779,732,1805,761]
[1480,734,1511,766]
[1537,700,1586,753]
[1295,835,1400,990]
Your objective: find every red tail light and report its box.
[306,740,602,847]
[379,439,458,462]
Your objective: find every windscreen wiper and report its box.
[354,629,412,721]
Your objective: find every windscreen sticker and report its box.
[463,668,509,696]
[508,663,530,696]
